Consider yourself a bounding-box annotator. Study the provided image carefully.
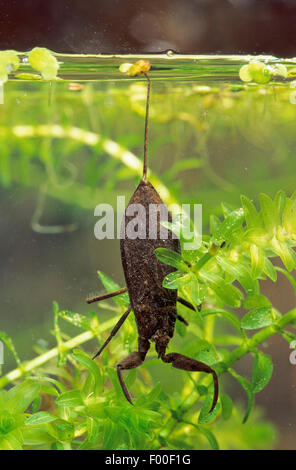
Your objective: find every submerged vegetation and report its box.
[1,191,296,450]
[0,51,296,450]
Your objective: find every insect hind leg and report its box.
[117,337,150,405]
[161,352,219,413]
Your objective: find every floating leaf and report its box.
[28,47,59,80]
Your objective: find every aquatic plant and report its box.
[0,50,296,450]
[0,190,295,450]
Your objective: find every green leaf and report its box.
[7,380,41,414]
[271,64,288,78]
[193,423,219,450]
[263,258,277,282]
[241,307,275,330]
[247,61,272,84]
[72,349,102,393]
[175,319,187,337]
[216,255,258,294]
[0,429,24,450]
[260,193,277,232]
[272,241,296,272]
[162,271,189,289]
[239,64,253,82]
[283,190,296,234]
[199,270,243,308]
[56,390,84,408]
[211,208,244,244]
[154,248,187,270]
[251,351,273,394]
[201,307,241,332]
[78,417,101,450]
[97,270,129,308]
[47,419,75,443]
[53,301,67,367]
[243,294,271,309]
[250,244,265,279]
[228,368,254,423]
[188,272,207,305]
[25,411,57,426]
[182,339,219,366]
[28,47,59,80]
[210,214,222,235]
[58,311,92,331]
[135,382,162,406]
[220,393,233,420]
[274,190,286,224]
[241,195,262,229]
[198,394,220,424]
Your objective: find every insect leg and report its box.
[162,352,218,413]
[86,287,127,304]
[177,297,201,312]
[176,314,188,326]
[92,305,131,359]
[117,337,150,405]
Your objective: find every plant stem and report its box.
[1,124,179,209]
[0,315,122,389]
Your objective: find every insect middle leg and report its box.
[92,305,131,359]
[117,336,150,405]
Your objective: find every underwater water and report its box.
[0,53,296,450]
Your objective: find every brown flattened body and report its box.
[120,179,180,340]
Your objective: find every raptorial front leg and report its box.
[162,352,219,413]
[86,287,127,304]
[117,337,150,405]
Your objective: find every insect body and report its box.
[87,62,218,412]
